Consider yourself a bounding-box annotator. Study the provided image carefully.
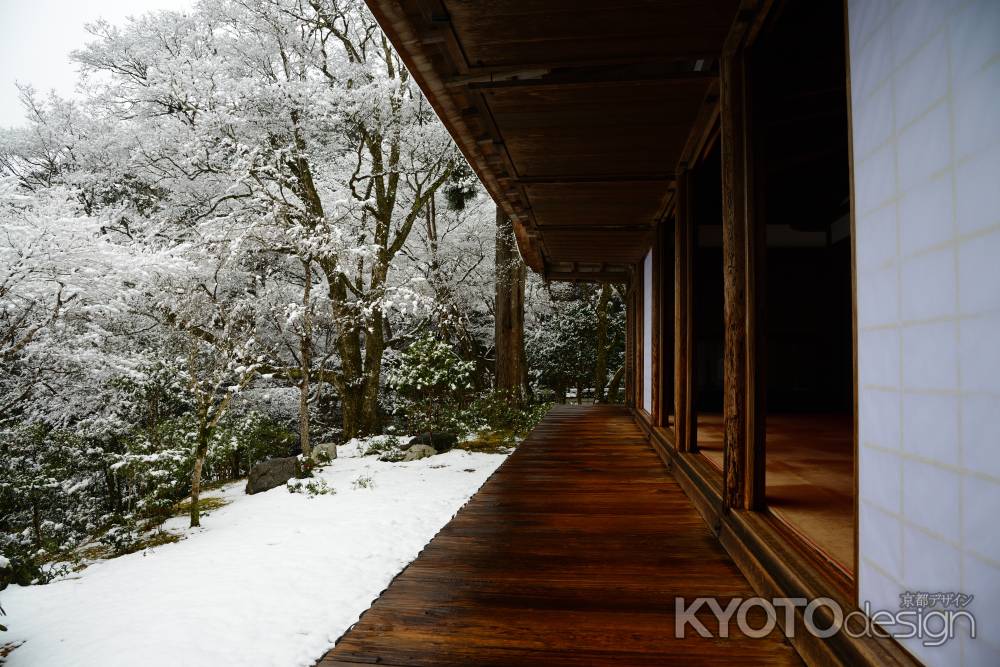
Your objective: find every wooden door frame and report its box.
[656,215,675,431]
[673,169,697,453]
[721,0,860,578]
[630,1,907,663]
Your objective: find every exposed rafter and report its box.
[516,174,676,185]
[371,0,737,274]
[445,63,718,91]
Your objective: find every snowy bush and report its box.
[0,407,295,573]
[390,334,475,435]
[351,475,375,490]
[460,392,551,437]
[286,478,334,497]
[359,435,406,462]
[206,412,297,482]
[0,424,106,581]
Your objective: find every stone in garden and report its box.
[407,432,458,453]
[311,442,338,463]
[402,444,437,461]
[245,457,299,494]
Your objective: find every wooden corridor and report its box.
[318,405,802,666]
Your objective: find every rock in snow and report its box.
[311,442,338,463]
[0,446,506,667]
[402,444,437,461]
[406,431,458,452]
[245,457,299,494]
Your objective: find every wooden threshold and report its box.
[633,409,921,667]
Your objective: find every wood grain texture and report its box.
[674,171,696,454]
[650,235,660,424]
[365,0,741,277]
[720,45,766,511]
[697,413,854,570]
[657,220,674,428]
[318,405,801,666]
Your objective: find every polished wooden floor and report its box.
[318,405,802,666]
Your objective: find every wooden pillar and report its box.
[650,241,661,424]
[625,276,636,408]
[674,169,696,453]
[635,277,644,409]
[495,208,527,398]
[720,47,765,511]
[658,220,675,429]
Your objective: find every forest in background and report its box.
[0,0,624,591]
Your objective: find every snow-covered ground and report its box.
[1,443,507,667]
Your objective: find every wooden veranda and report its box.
[349,1,927,664]
[318,405,801,666]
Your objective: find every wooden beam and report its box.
[674,169,696,454]
[455,63,717,91]
[445,67,552,88]
[747,42,769,523]
[676,81,721,174]
[537,223,655,232]
[363,0,546,272]
[720,45,764,512]
[651,237,661,425]
[445,53,723,75]
[659,219,675,430]
[547,274,631,283]
[516,174,676,185]
[625,286,635,408]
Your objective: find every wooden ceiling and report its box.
[366,0,741,280]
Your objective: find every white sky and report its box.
[0,0,193,128]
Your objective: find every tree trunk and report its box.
[104,466,122,514]
[494,207,526,399]
[340,383,364,440]
[31,497,42,548]
[521,361,532,402]
[593,283,611,403]
[359,264,387,435]
[189,416,210,528]
[148,391,160,448]
[328,265,385,440]
[607,364,625,403]
[358,342,384,435]
[298,259,313,458]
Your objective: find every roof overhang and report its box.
[366,0,740,280]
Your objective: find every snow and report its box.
[1,445,507,667]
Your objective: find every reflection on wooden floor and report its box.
[696,413,854,571]
[319,405,801,666]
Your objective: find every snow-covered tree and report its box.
[72,0,461,439]
[526,282,626,403]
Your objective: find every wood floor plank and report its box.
[317,404,802,666]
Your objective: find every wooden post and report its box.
[625,277,635,408]
[674,169,696,453]
[683,172,697,453]
[720,47,764,511]
[495,208,527,399]
[658,220,675,429]
[650,240,661,425]
[635,277,644,409]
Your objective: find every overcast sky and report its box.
[0,0,193,128]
